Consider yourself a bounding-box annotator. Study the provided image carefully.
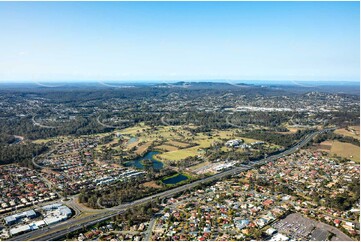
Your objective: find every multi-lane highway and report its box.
[10,129,331,241]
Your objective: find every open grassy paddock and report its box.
[334,126,360,140]
[154,144,179,152]
[135,141,153,155]
[317,140,360,162]
[165,140,191,148]
[330,140,360,162]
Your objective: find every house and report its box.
[234,219,250,230]
[263,199,274,207]
[334,219,341,227]
[256,218,268,228]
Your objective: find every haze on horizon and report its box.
[0,1,359,83]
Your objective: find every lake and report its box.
[125,151,163,171]
[162,173,189,185]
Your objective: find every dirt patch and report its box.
[143,181,162,189]
[316,140,333,152]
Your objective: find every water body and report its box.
[127,137,138,144]
[162,173,189,185]
[125,151,163,171]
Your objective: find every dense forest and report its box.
[0,142,47,166]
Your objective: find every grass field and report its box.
[165,140,190,148]
[317,140,333,152]
[350,126,360,133]
[32,138,55,144]
[126,140,141,150]
[120,123,151,135]
[188,161,211,171]
[135,141,153,155]
[334,126,360,140]
[154,144,179,152]
[35,124,271,165]
[330,140,360,162]
[275,128,300,134]
[153,128,264,162]
[156,146,202,161]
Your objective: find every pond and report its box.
[162,173,189,185]
[127,137,138,144]
[124,151,163,171]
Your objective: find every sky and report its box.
[0,1,359,82]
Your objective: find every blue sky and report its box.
[0,1,359,82]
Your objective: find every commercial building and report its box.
[9,225,31,236]
[4,210,37,225]
[43,205,72,226]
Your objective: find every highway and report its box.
[10,129,330,241]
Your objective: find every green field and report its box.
[33,123,271,164]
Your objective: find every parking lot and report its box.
[270,213,353,241]
[272,213,316,240]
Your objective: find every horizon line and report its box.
[0,79,360,83]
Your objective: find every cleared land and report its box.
[317,140,360,162]
[275,126,301,134]
[334,126,360,140]
[188,161,212,171]
[317,140,333,152]
[142,181,162,189]
[330,140,360,162]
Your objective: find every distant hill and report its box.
[0,81,358,95]
[154,81,256,89]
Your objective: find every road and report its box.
[10,129,330,241]
[32,115,56,129]
[144,217,156,241]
